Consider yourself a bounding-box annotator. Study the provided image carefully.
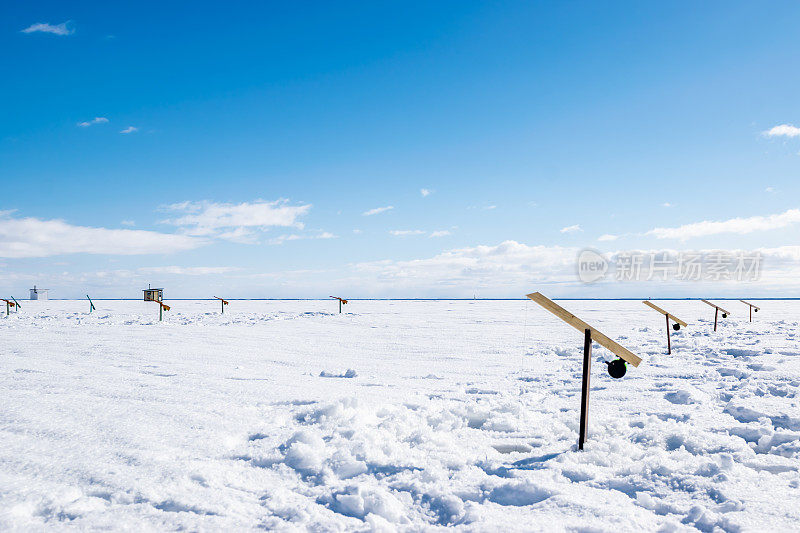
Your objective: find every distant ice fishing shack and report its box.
[142,286,164,302]
[30,286,48,300]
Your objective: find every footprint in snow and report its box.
[665,390,695,404]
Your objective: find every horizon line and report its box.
[21,297,800,301]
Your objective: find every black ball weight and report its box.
[607,359,627,379]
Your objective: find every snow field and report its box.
[1,299,799,531]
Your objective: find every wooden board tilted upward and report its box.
[526,292,641,367]
[642,300,688,327]
[700,299,731,315]
[739,300,760,311]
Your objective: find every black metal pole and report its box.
[578,328,592,450]
[714,308,718,332]
[666,314,671,354]
[339,299,342,314]
[750,306,752,322]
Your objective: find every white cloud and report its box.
[390,230,426,236]
[345,241,800,297]
[764,124,800,138]
[353,229,363,234]
[390,229,450,237]
[647,208,800,240]
[765,187,775,193]
[121,220,135,226]
[363,206,394,216]
[484,205,497,210]
[354,241,577,293]
[21,22,74,36]
[420,189,432,197]
[598,234,618,242]
[138,266,239,276]
[270,234,303,244]
[215,227,259,244]
[163,200,311,243]
[662,202,673,208]
[78,117,109,128]
[119,126,138,134]
[269,231,337,245]
[560,224,582,234]
[0,213,202,258]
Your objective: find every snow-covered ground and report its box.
[1,299,799,531]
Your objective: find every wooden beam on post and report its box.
[156,301,170,321]
[700,299,730,332]
[526,292,641,367]
[330,296,348,314]
[642,300,688,327]
[642,300,688,355]
[525,292,643,450]
[739,300,760,322]
[214,296,229,314]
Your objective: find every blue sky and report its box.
[2,1,800,298]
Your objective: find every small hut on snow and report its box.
[30,286,48,300]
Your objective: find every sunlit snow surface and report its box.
[1,299,799,531]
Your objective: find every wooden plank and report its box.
[642,300,688,327]
[526,292,641,367]
[700,299,731,315]
[739,300,760,311]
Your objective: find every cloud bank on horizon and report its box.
[1,204,799,297]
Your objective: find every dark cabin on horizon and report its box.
[143,288,164,302]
